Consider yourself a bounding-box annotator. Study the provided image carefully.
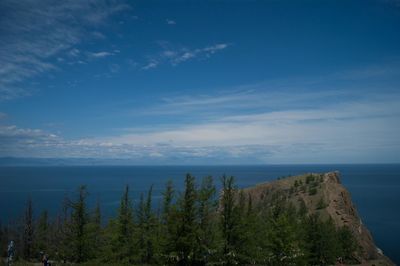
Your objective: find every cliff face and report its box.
[243,171,394,266]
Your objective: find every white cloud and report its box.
[2,93,400,164]
[171,43,230,65]
[88,51,115,58]
[142,60,160,70]
[142,43,230,70]
[2,65,400,163]
[0,0,129,100]
[85,83,400,163]
[69,48,81,57]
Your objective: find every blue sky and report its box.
[1,0,400,164]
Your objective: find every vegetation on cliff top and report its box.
[1,174,360,265]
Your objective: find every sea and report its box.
[0,164,399,264]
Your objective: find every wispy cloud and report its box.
[0,0,129,100]
[142,60,160,70]
[88,51,115,59]
[2,87,399,163]
[142,43,230,70]
[2,64,399,163]
[166,19,176,25]
[91,66,400,163]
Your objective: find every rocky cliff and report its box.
[243,171,395,266]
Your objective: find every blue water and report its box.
[0,164,399,264]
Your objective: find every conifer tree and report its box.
[35,210,49,255]
[197,176,218,263]
[22,198,34,260]
[54,196,71,262]
[232,190,251,263]
[162,180,174,224]
[244,193,264,263]
[144,185,156,263]
[113,185,135,263]
[337,225,358,263]
[305,214,339,265]
[220,175,239,265]
[87,200,102,259]
[137,192,146,261]
[136,185,156,264]
[161,180,178,264]
[265,209,305,265]
[69,185,89,263]
[175,173,198,265]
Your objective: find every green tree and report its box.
[87,200,103,259]
[265,202,306,266]
[175,173,198,265]
[22,198,34,260]
[69,185,89,263]
[316,197,328,210]
[298,199,308,217]
[220,175,239,265]
[337,226,358,263]
[137,185,157,264]
[233,190,255,264]
[197,176,218,263]
[53,196,71,262]
[305,215,339,266]
[114,185,135,263]
[160,180,178,264]
[162,180,174,224]
[35,210,49,254]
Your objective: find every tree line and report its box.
[0,174,359,265]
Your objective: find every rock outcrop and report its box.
[243,171,395,266]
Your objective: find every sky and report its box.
[0,0,400,164]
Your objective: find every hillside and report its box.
[243,171,394,266]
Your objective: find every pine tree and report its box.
[137,192,146,261]
[94,201,101,228]
[232,190,251,264]
[175,173,198,265]
[54,196,71,262]
[69,185,89,263]
[265,208,305,266]
[114,185,135,263]
[337,226,358,263]
[162,180,174,224]
[22,198,34,260]
[316,197,328,210]
[244,193,264,264]
[35,210,49,255]
[161,180,178,264]
[136,185,156,264]
[142,185,156,264]
[298,199,308,217]
[305,214,339,266]
[87,200,102,259]
[220,175,239,265]
[197,176,218,263]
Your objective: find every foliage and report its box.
[1,173,361,266]
[22,198,34,260]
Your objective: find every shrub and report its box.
[308,187,317,196]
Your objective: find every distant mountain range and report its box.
[0,157,147,166]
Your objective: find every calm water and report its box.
[0,164,399,263]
